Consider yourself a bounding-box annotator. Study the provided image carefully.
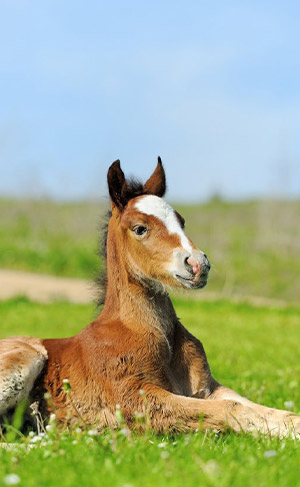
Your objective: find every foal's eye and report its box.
[133,225,147,236]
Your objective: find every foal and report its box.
[0,159,299,438]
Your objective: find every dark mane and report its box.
[95,209,111,308]
[95,177,148,307]
[122,177,147,201]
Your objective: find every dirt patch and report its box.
[0,270,93,303]
[0,269,297,308]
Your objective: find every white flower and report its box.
[115,407,124,422]
[49,413,56,422]
[161,451,169,459]
[202,460,220,477]
[62,378,71,391]
[30,435,42,443]
[280,441,286,450]
[88,429,99,436]
[157,442,167,448]
[284,400,294,410]
[264,450,277,458]
[3,474,20,485]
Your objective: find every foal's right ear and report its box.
[143,157,166,197]
[107,160,128,210]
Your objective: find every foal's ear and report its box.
[107,160,128,210]
[143,157,166,197]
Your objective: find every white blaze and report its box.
[135,195,192,253]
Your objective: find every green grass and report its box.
[1,197,300,302]
[0,198,103,279]
[1,297,300,487]
[1,430,300,487]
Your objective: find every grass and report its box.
[1,430,300,487]
[0,296,300,487]
[0,198,104,279]
[0,196,300,485]
[1,197,300,302]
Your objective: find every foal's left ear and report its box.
[143,157,166,197]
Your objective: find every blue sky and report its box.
[0,0,299,201]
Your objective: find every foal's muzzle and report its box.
[174,251,210,289]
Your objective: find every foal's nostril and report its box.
[184,256,196,275]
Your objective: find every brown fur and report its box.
[1,159,300,438]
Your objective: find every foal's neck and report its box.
[99,231,177,337]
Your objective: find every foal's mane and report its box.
[96,177,150,306]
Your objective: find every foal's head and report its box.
[106,159,210,290]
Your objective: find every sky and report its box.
[0,0,299,201]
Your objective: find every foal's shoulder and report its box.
[82,318,141,348]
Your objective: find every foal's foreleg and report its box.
[125,385,265,434]
[208,385,300,439]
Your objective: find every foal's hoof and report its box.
[288,414,300,439]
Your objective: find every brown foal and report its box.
[0,159,299,438]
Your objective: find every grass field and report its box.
[1,297,300,487]
[1,197,300,302]
[0,197,299,486]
